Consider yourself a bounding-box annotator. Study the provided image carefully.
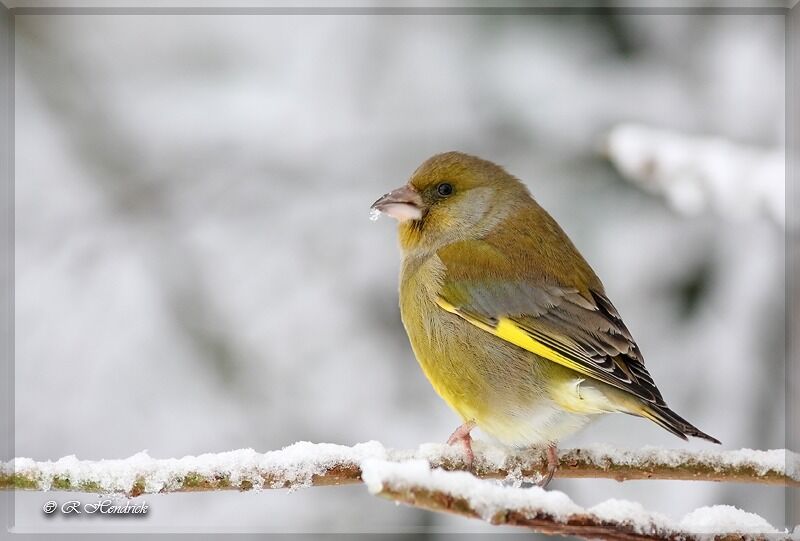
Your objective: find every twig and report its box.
[602,123,784,225]
[362,459,782,541]
[426,444,796,487]
[1,442,795,497]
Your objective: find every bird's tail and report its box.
[639,404,721,444]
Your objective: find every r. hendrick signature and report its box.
[43,499,149,516]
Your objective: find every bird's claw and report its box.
[446,421,476,468]
[537,443,559,488]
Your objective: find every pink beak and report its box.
[371,185,424,222]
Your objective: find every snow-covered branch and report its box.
[363,459,785,541]
[2,441,796,497]
[3,442,793,539]
[603,123,784,226]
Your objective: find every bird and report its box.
[370,151,720,487]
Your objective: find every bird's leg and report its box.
[537,443,559,488]
[446,420,476,467]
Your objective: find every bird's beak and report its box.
[370,184,424,222]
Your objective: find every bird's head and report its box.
[371,151,532,253]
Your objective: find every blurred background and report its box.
[10,8,786,536]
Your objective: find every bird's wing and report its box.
[435,240,667,406]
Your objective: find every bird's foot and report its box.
[537,443,559,488]
[446,421,476,468]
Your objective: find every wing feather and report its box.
[436,243,666,406]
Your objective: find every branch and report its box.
[1,441,796,497]
[361,459,785,541]
[602,123,784,226]
[422,444,796,487]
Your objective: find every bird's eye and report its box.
[436,182,454,197]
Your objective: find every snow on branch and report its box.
[603,123,784,226]
[3,442,794,539]
[2,442,379,496]
[1,441,796,496]
[362,459,786,541]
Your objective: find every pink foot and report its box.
[537,443,559,488]
[446,421,476,467]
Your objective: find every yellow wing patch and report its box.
[436,296,601,383]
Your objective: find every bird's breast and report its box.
[398,254,522,422]
[399,255,476,415]
[396,253,597,447]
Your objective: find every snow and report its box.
[361,458,784,536]
[394,441,516,476]
[6,441,794,493]
[369,208,382,222]
[395,441,798,483]
[5,441,388,494]
[361,459,584,523]
[605,123,784,225]
[257,440,387,489]
[680,505,780,535]
[589,498,672,531]
[5,441,792,535]
[571,444,797,481]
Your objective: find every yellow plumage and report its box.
[372,151,719,459]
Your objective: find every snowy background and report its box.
[11,10,786,535]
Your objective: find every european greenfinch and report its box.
[371,152,719,486]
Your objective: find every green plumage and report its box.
[379,151,719,448]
